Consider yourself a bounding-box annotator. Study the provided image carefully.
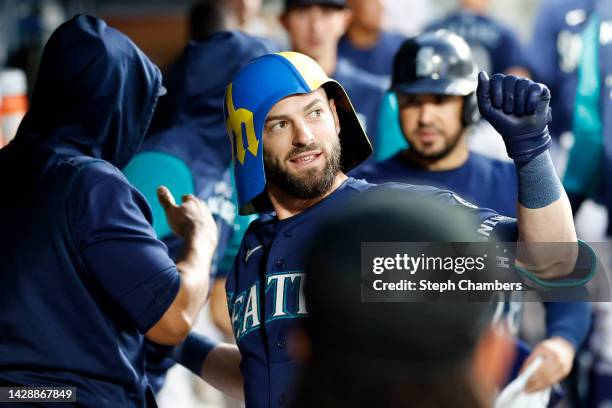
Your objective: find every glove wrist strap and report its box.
[506,127,552,165]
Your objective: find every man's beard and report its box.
[264,140,342,200]
[408,126,464,162]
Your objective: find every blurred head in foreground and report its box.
[294,189,514,408]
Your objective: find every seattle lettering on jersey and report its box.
[228,271,308,341]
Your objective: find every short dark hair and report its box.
[189,0,226,42]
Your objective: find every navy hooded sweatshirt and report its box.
[0,15,178,407]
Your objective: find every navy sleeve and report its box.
[383,183,519,241]
[544,301,592,350]
[438,190,518,241]
[70,164,181,334]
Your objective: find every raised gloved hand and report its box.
[477,72,552,164]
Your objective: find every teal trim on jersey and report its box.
[123,151,194,239]
[264,313,309,325]
[564,13,602,198]
[512,240,596,289]
[230,290,247,340]
[375,91,408,161]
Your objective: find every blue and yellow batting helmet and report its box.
[224,52,372,215]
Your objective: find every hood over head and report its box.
[15,14,163,168]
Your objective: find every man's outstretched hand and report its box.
[157,186,218,249]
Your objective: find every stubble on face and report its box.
[398,94,466,163]
[264,137,342,200]
[406,124,464,162]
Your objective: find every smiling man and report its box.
[169,51,579,407]
[261,87,345,217]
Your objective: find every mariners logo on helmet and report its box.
[226,83,259,165]
[224,52,372,215]
[416,46,443,79]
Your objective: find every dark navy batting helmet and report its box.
[391,30,479,126]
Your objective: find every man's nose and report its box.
[418,102,437,125]
[310,9,325,36]
[313,19,325,34]
[293,121,315,146]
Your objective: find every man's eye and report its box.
[398,96,418,107]
[309,108,323,118]
[434,95,450,104]
[271,121,288,131]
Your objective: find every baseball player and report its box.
[170,51,580,407]
[376,0,532,162]
[209,0,389,327]
[0,15,218,406]
[353,31,592,396]
[214,0,387,276]
[354,31,517,215]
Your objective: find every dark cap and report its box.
[284,0,347,11]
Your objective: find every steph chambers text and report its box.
[372,279,523,292]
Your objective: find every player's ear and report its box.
[328,98,341,135]
[471,326,515,395]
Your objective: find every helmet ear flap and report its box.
[462,92,479,127]
[322,82,372,172]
